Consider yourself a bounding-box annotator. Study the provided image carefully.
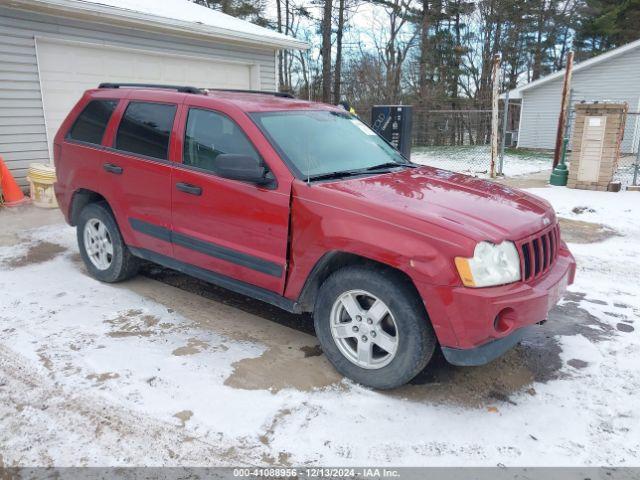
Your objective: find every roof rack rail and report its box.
[98,83,205,94]
[207,88,295,99]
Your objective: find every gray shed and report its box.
[508,39,640,154]
[0,0,307,186]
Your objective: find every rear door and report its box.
[100,93,180,257]
[170,104,292,294]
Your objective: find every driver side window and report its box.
[183,108,260,172]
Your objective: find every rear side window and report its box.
[183,108,260,172]
[115,102,177,160]
[67,100,118,145]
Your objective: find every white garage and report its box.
[0,0,307,185]
[36,38,258,156]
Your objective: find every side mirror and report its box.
[212,154,272,186]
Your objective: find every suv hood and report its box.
[316,166,555,243]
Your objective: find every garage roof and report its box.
[4,0,309,50]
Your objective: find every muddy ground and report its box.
[139,264,627,407]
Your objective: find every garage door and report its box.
[36,38,255,154]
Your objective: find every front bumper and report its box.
[441,326,533,366]
[422,248,576,366]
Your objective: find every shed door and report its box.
[36,38,255,155]
[577,116,607,182]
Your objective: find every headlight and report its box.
[455,241,521,287]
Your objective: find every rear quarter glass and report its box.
[67,99,119,145]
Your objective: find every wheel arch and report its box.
[69,188,111,226]
[296,251,424,314]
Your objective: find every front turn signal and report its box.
[455,257,476,287]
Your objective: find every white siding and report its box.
[518,46,640,154]
[0,6,278,186]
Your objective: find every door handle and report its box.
[103,163,123,174]
[176,182,202,196]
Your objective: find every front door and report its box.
[170,106,291,293]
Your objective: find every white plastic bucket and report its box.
[27,163,58,209]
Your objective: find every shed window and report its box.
[67,100,118,145]
[115,102,177,160]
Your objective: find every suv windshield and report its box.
[251,110,409,179]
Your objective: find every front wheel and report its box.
[314,265,437,389]
[76,202,140,283]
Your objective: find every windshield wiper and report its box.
[307,170,361,181]
[307,163,412,182]
[363,162,412,171]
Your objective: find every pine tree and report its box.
[575,0,640,59]
[192,0,269,26]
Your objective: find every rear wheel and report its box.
[314,265,437,389]
[77,202,140,283]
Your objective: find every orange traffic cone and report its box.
[0,156,29,207]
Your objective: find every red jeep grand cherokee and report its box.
[54,84,576,389]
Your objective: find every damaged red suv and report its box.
[54,84,576,389]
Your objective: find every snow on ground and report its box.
[412,146,553,178]
[527,186,639,316]
[1,187,639,467]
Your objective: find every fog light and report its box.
[494,308,517,333]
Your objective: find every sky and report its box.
[262,0,403,54]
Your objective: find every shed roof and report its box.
[3,0,309,50]
[505,38,640,100]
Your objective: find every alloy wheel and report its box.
[329,290,399,369]
[83,218,114,271]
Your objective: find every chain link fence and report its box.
[613,152,639,187]
[409,108,496,176]
[407,106,554,178]
[612,112,640,188]
[355,102,553,179]
[355,92,639,184]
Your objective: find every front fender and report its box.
[285,187,472,347]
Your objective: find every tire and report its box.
[314,265,437,390]
[76,202,140,283]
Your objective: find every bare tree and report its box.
[333,0,346,103]
[370,0,418,103]
[321,0,334,102]
[415,0,430,103]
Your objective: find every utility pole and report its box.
[553,51,574,168]
[490,54,501,178]
[633,143,640,187]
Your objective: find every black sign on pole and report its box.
[370,105,413,158]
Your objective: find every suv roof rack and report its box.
[207,88,295,99]
[98,83,205,94]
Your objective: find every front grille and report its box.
[517,224,560,282]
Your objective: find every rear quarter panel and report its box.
[53,90,124,223]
